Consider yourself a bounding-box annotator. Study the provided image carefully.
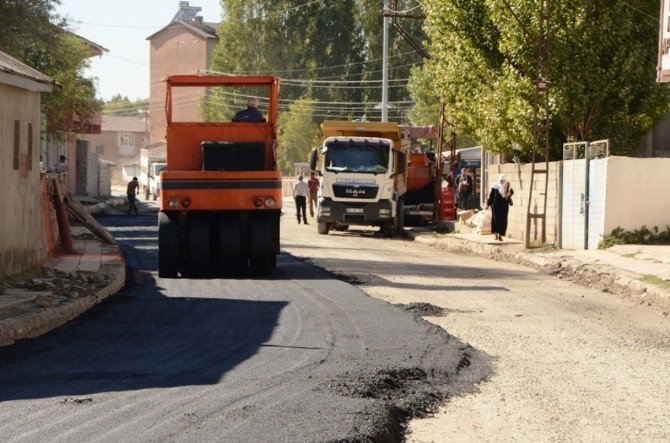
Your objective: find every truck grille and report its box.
[332,184,379,199]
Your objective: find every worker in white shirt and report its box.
[292,175,309,224]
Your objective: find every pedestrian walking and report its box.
[292,175,309,224]
[307,171,320,217]
[486,174,514,241]
[127,176,140,215]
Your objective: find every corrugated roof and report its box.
[0,50,55,86]
[101,114,147,133]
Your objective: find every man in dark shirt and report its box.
[233,98,266,123]
[307,171,320,217]
[126,176,140,215]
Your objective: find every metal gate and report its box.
[561,140,609,249]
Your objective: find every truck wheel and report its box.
[152,192,157,201]
[144,187,150,200]
[188,213,211,277]
[396,199,405,235]
[250,212,271,276]
[158,212,179,278]
[317,221,330,235]
[381,222,396,238]
[219,214,246,274]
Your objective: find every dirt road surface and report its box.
[281,204,670,442]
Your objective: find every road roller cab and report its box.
[158,75,282,277]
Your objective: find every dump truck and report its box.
[158,75,282,277]
[309,121,410,237]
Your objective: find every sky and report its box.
[57,0,223,101]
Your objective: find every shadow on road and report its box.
[0,213,288,402]
[0,273,287,402]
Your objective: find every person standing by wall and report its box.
[126,176,140,215]
[54,155,68,173]
[292,175,309,224]
[307,171,320,218]
[456,167,474,210]
[485,174,514,241]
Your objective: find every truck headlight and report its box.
[265,197,276,207]
[168,198,179,208]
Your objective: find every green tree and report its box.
[278,98,319,175]
[357,0,426,121]
[104,94,149,116]
[413,0,670,157]
[0,0,100,133]
[211,0,367,120]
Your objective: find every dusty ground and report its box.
[280,204,670,442]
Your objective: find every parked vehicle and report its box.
[309,121,410,237]
[140,150,166,200]
[148,162,167,200]
[158,75,282,277]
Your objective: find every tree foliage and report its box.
[0,0,100,133]
[104,94,149,116]
[413,0,670,157]
[277,98,319,175]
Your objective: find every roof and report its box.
[146,20,218,40]
[0,50,56,92]
[69,31,109,57]
[101,115,147,133]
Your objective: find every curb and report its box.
[408,230,670,313]
[84,197,126,215]
[0,247,127,347]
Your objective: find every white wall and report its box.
[603,156,670,235]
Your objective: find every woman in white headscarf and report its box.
[485,174,514,241]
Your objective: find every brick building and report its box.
[146,1,219,145]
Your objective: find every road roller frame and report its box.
[158,75,282,278]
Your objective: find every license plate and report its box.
[346,208,364,213]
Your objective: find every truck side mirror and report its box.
[309,148,318,171]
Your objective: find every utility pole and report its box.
[381,0,389,122]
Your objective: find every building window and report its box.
[13,120,20,170]
[119,133,135,146]
[96,144,104,154]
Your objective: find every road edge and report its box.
[407,230,670,313]
[0,248,126,347]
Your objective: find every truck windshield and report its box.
[152,164,167,176]
[324,139,390,174]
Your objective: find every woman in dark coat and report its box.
[486,174,514,241]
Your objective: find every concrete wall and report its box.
[149,26,211,144]
[79,129,146,187]
[487,162,561,245]
[85,152,100,196]
[602,156,670,234]
[0,83,47,276]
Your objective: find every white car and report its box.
[148,162,167,201]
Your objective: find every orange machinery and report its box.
[158,75,282,277]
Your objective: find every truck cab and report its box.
[310,121,409,237]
